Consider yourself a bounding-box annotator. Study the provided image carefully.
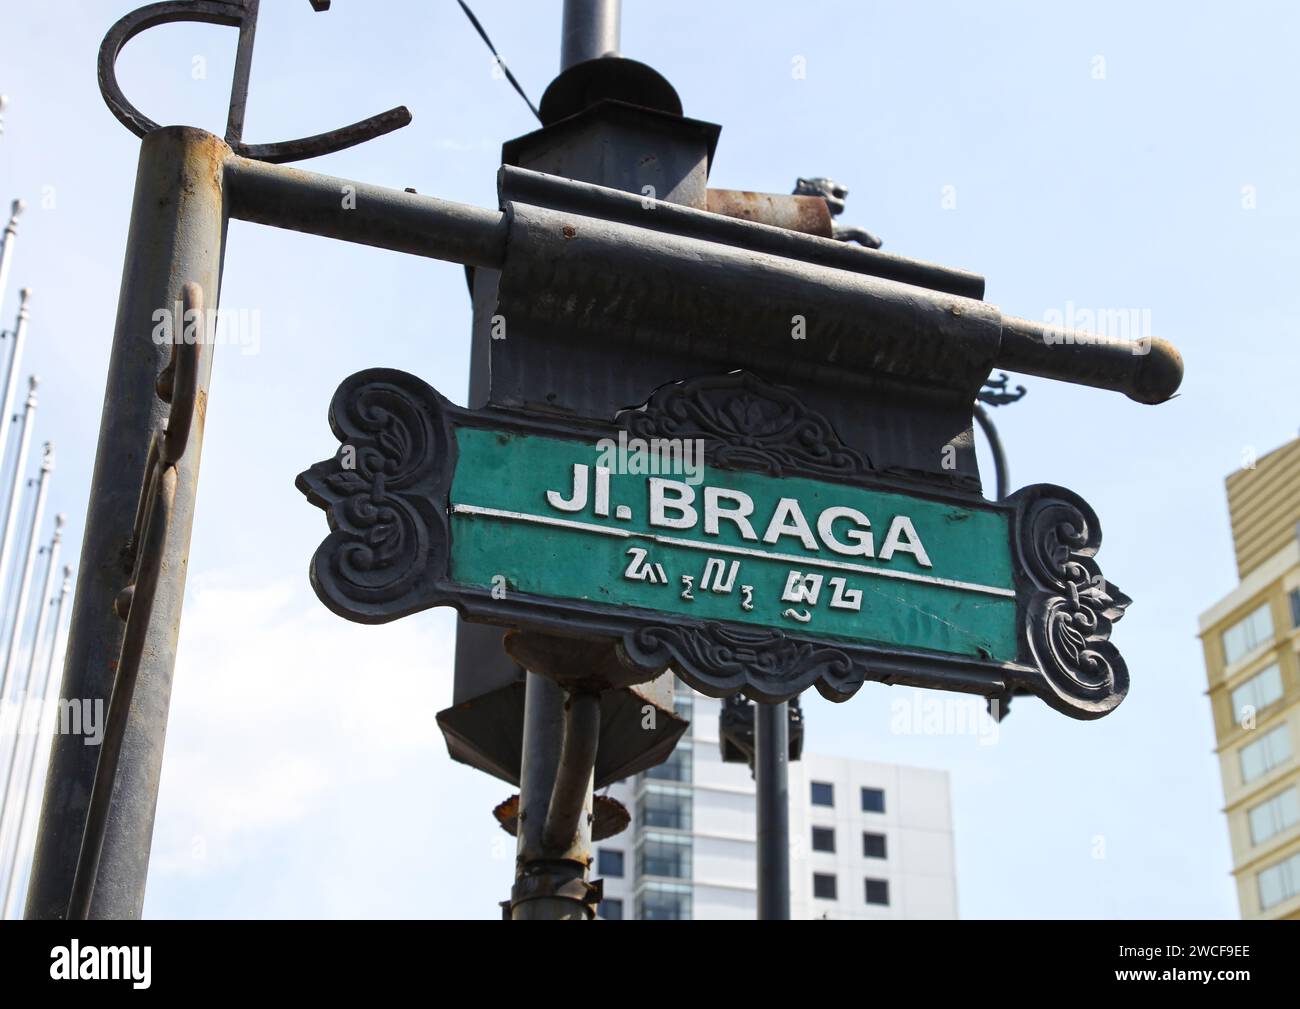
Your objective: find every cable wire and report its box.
[455,1,543,123]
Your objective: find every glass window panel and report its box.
[639,784,692,831]
[637,832,692,880]
[1223,603,1273,665]
[1231,664,1283,720]
[1240,724,1292,784]
[1248,788,1300,845]
[861,787,886,813]
[1258,851,1300,910]
[865,878,890,905]
[812,873,837,900]
[636,882,692,920]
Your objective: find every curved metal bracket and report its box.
[97,0,412,164]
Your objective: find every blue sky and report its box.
[4,0,1296,919]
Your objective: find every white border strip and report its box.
[450,503,1016,599]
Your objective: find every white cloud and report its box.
[145,573,469,888]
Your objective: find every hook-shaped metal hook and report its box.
[97,0,412,163]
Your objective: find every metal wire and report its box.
[455,0,543,123]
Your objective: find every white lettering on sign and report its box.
[763,497,819,550]
[648,477,697,529]
[878,516,931,567]
[543,471,934,569]
[546,463,589,512]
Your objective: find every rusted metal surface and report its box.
[999,315,1182,405]
[224,155,507,268]
[495,792,629,841]
[222,154,1181,405]
[706,189,832,236]
[502,165,983,297]
[98,1,411,164]
[66,283,204,921]
[795,176,882,248]
[503,629,662,691]
[28,129,227,921]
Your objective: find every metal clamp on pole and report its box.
[65,283,204,921]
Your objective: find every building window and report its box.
[639,783,692,831]
[1222,603,1273,665]
[861,787,886,813]
[598,898,624,921]
[1290,588,1300,629]
[813,872,838,900]
[673,692,693,724]
[1258,850,1300,910]
[812,826,836,853]
[863,832,887,858]
[1240,724,1292,784]
[638,831,692,880]
[1230,663,1284,721]
[637,882,692,920]
[1249,787,1300,846]
[865,878,890,905]
[646,740,692,782]
[597,849,624,878]
[811,781,835,807]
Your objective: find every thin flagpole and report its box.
[1,564,71,919]
[0,202,24,324]
[0,377,38,651]
[0,288,32,480]
[0,437,50,727]
[0,513,62,871]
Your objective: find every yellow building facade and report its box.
[1198,435,1300,919]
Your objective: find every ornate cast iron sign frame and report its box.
[297,368,1131,719]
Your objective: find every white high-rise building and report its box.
[596,686,959,920]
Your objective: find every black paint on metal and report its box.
[97,1,411,164]
[755,700,790,920]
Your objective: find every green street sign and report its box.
[298,369,1131,718]
[450,425,1018,663]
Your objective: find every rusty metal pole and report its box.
[25,126,227,920]
[507,0,623,922]
[511,678,598,919]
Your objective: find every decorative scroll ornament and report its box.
[617,371,872,479]
[98,1,411,163]
[622,622,864,703]
[977,371,1028,407]
[1012,484,1130,718]
[295,369,449,622]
